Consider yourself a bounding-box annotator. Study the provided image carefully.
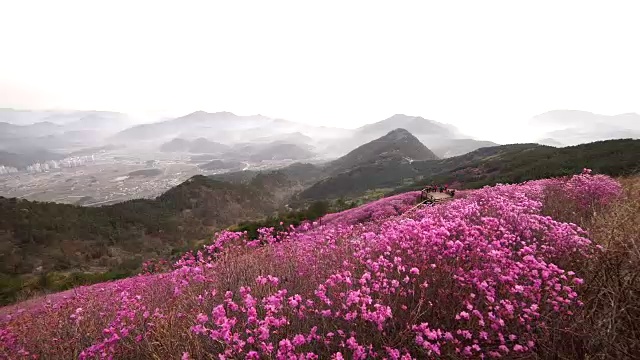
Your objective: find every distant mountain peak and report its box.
[356,114,459,139]
[384,128,413,139]
[530,110,640,146]
[388,114,416,120]
[182,110,236,118]
[327,128,437,174]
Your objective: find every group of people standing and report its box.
[419,184,455,203]
[423,184,449,193]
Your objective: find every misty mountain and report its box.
[189,138,231,154]
[159,138,192,152]
[0,108,53,125]
[431,139,499,158]
[356,114,459,140]
[249,143,315,162]
[159,138,230,154]
[252,132,315,147]
[0,109,501,160]
[530,110,640,146]
[212,128,439,195]
[7,107,638,164]
[327,128,438,174]
[212,162,324,187]
[159,135,316,161]
[0,128,111,153]
[111,111,346,145]
[0,149,66,169]
[0,121,64,139]
[0,109,135,152]
[320,114,497,159]
[68,144,120,157]
[223,142,316,162]
[62,112,132,131]
[0,109,133,130]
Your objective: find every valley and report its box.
[0,149,306,205]
[1,109,640,335]
[2,109,639,209]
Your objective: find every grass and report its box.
[537,176,640,358]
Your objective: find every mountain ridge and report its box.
[326,128,438,174]
[529,110,640,146]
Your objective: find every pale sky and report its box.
[1,0,639,143]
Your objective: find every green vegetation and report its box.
[2,139,638,306]
[391,139,640,194]
[0,175,281,305]
[297,139,640,200]
[230,199,356,239]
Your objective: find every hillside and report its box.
[537,137,564,147]
[212,162,324,186]
[245,143,315,161]
[301,139,640,201]
[0,175,286,304]
[326,128,438,174]
[392,138,640,193]
[253,131,314,144]
[159,138,191,152]
[159,138,230,153]
[2,171,636,358]
[0,121,64,139]
[210,128,437,190]
[0,149,66,169]
[159,137,315,160]
[188,138,230,153]
[214,136,640,203]
[3,135,639,305]
[330,114,496,159]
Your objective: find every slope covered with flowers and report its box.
[0,171,623,359]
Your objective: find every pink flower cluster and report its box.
[321,191,421,225]
[560,171,622,209]
[140,258,171,275]
[0,171,620,359]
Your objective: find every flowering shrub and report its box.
[540,168,623,226]
[140,259,172,275]
[0,171,622,359]
[562,169,622,209]
[320,191,420,225]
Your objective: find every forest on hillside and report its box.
[389,139,640,195]
[1,139,639,305]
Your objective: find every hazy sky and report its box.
[1,0,639,143]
